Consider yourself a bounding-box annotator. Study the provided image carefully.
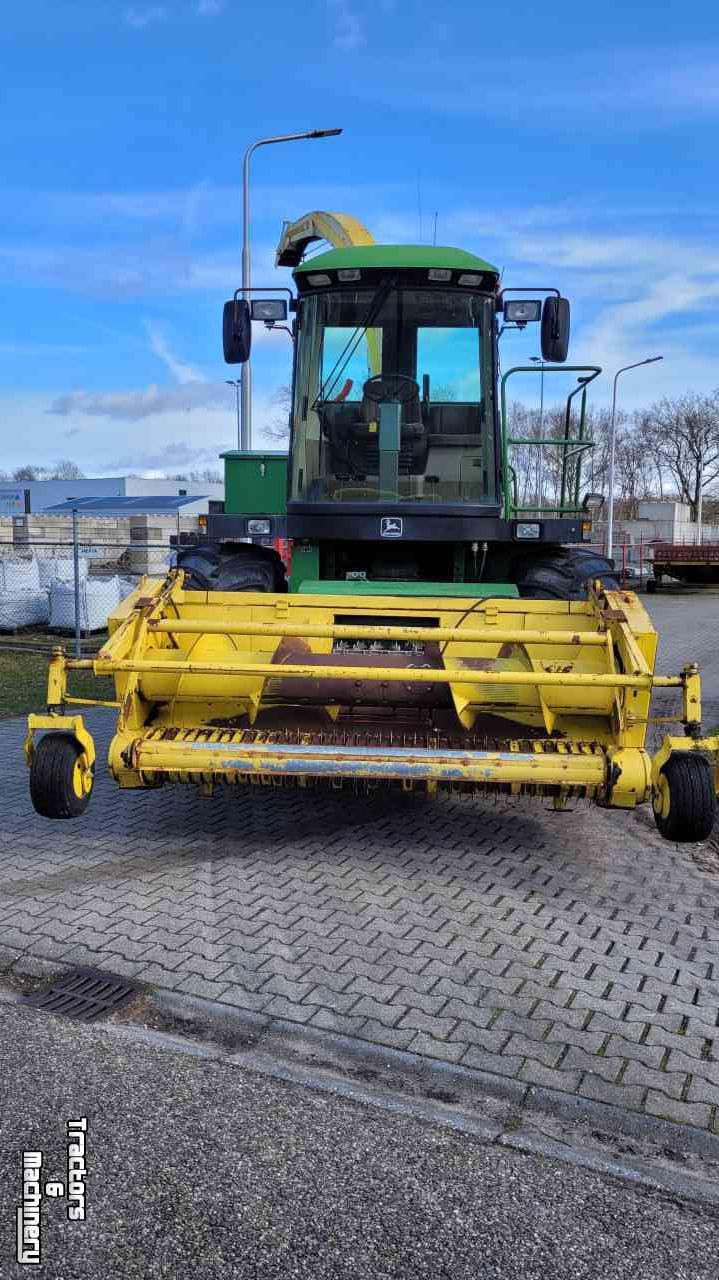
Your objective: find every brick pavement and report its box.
[1,592,718,1134]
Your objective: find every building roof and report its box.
[43,496,206,514]
[294,245,500,275]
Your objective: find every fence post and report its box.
[72,508,81,658]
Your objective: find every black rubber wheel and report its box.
[646,578,658,594]
[653,753,716,843]
[176,542,287,593]
[516,547,621,600]
[30,733,93,819]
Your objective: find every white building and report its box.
[0,475,224,514]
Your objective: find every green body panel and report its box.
[221,451,288,515]
[294,245,499,276]
[297,580,519,598]
[290,543,321,590]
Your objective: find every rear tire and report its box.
[176,542,287,593]
[653,753,716,843]
[516,547,621,600]
[30,733,93,819]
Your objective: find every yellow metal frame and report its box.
[23,571,719,813]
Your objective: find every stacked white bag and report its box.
[37,556,89,588]
[0,558,49,628]
[49,575,123,631]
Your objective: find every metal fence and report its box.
[0,528,175,654]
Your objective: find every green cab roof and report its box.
[294,244,499,276]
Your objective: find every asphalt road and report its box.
[1,1000,717,1280]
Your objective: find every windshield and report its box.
[290,286,496,506]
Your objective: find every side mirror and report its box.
[223,299,251,364]
[541,296,570,362]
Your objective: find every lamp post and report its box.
[240,127,342,450]
[606,356,663,559]
[225,379,241,450]
[529,356,545,510]
[697,448,704,546]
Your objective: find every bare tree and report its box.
[13,464,47,481]
[264,385,292,444]
[50,460,85,479]
[638,391,719,519]
[187,468,222,483]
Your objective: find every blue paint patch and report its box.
[187,741,541,764]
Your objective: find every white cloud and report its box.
[327,0,364,51]
[347,49,719,131]
[47,383,230,422]
[125,6,168,29]
[0,384,284,475]
[196,0,224,13]
[146,325,204,383]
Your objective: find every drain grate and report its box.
[20,967,139,1023]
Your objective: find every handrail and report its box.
[500,366,601,520]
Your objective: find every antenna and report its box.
[433,212,438,247]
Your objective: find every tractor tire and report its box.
[516,547,621,601]
[30,732,93,819]
[176,542,287,593]
[653,753,716,843]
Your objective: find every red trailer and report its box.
[648,542,719,591]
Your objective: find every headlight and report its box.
[516,523,540,539]
[247,518,271,535]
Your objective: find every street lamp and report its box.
[240,127,343,450]
[529,356,545,510]
[606,356,663,558]
[225,379,241,450]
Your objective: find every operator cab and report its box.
[289,247,501,514]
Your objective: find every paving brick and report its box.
[663,1047,719,1085]
[578,1075,647,1110]
[406,1032,468,1063]
[132,963,186,990]
[520,1061,583,1093]
[351,995,405,1027]
[396,1009,459,1040]
[212,987,272,1014]
[461,1046,524,1076]
[355,1018,418,1051]
[450,1025,512,1054]
[345,975,402,1002]
[621,1062,688,1100]
[685,1074,719,1106]
[302,985,362,1015]
[436,999,495,1031]
[390,987,451,1018]
[504,1034,567,1068]
[308,1007,369,1037]
[559,1047,621,1081]
[334,955,397,984]
[261,994,317,1024]
[644,1091,713,1129]
[585,1011,649,1041]
[601,1038,666,1071]
[492,1012,554,1041]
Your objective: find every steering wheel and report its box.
[362,374,419,405]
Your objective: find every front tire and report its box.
[30,733,94,819]
[653,753,716,843]
[176,542,287,592]
[516,547,621,600]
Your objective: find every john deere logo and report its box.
[380,517,403,538]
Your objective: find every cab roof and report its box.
[293,244,500,276]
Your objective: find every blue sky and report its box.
[2,0,719,475]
